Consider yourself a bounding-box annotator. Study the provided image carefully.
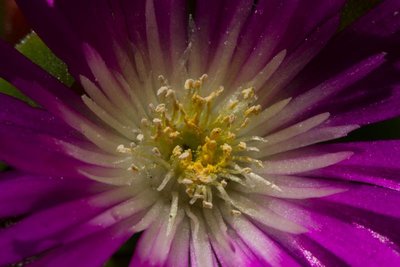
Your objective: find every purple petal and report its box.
[308,141,400,190]
[267,231,349,267]
[0,93,83,142]
[276,0,346,53]
[259,15,340,103]
[323,184,400,218]
[263,52,386,133]
[226,214,300,266]
[0,124,91,176]
[270,199,400,266]
[189,0,253,77]
[28,219,134,267]
[231,0,298,86]
[0,171,104,218]
[0,187,131,266]
[131,208,184,267]
[287,0,400,125]
[166,219,190,267]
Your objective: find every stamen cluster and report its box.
[117,75,278,211]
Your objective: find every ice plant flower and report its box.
[0,0,400,266]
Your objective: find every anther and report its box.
[184,79,195,90]
[231,209,242,216]
[136,134,144,142]
[241,87,255,100]
[157,86,169,96]
[202,201,213,209]
[155,104,166,113]
[237,142,247,150]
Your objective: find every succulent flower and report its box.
[1,0,400,266]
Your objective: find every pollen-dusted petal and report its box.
[259,15,340,103]
[224,212,300,266]
[0,171,104,218]
[84,44,142,121]
[82,95,138,140]
[230,1,296,87]
[189,211,219,267]
[0,93,83,142]
[235,175,348,199]
[323,184,400,218]
[229,192,306,234]
[0,124,90,177]
[269,198,400,266]
[0,187,132,266]
[258,124,359,157]
[259,112,330,144]
[27,218,135,267]
[78,166,141,186]
[240,96,292,136]
[166,218,190,267]
[56,139,131,169]
[79,75,133,127]
[262,151,353,175]
[210,229,263,267]
[133,208,185,266]
[292,0,400,127]
[151,0,189,83]
[203,0,254,92]
[62,189,157,243]
[244,49,287,91]
[189,0,252,79]
[263,52,387,133]
[309,141,400,190]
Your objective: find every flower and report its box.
[1,0,400,266]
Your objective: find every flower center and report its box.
[117,74,271,211]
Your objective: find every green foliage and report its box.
[340,0,381,30]
[0,32,74,106]
[16,32,74,86]
[0,162,7,171]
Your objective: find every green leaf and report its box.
[16,32,74,86]
[340,0,381,30]
[0,161,7,171]
[0,32,74,106]
[0,77,36,106]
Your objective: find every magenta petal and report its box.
[277,0,346,52]
[28,220,133,267]
[0,124,89,176]
[309,141,400,190]
[0,171,103,218]
[287,0,400,126]
[231,0,298,84]
[228,215,300,266]
[268,231,349,267]
[0,93,83,142]
[165,219,190,267]
[323,184,400,218]
[260,15,340,103]
[271,199,400,266]
[0,187,131,265]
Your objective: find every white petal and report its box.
[262,151,353,175]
